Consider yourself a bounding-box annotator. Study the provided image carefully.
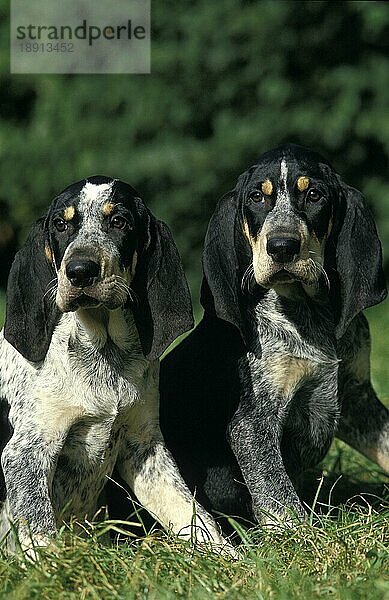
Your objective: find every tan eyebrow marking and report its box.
[261,179,273,196]
[297,176,310,192]
[45,244,53,263]
[63,205,75,221]
[102,202,116,217]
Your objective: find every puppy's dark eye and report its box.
[110,215,128,230]
[306,189,322,203]
[249,190,264,203]
[53,218,67,232]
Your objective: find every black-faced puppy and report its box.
[160,144,389,527]
[0,176,227,554]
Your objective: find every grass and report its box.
[0,298,388,598]
[0,502,387,600]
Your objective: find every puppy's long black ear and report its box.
[4,219,59,363]
[334,184,387,338]
[132,209,194,360]
[201,193,253,348]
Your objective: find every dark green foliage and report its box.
[1,0,389,302]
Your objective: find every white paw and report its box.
[20,532,52,562]
[177,519,238,559]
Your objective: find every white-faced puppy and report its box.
[160,144,389,527]
[0,176,227,554]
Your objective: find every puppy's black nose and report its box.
[66,259,100,288]
[266,237,301,264]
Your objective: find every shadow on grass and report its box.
[303,439,389,515]
[105,451,389,544]
[299,469,388,516]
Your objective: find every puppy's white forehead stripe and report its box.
[280,159,288,188]
[77,182,115,234]
[79,182,114,209]
[275,158,291,211]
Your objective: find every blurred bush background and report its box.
[0,0,388,382]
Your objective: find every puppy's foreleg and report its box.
[228,402,306,526]
[117,429,228,550]
[1,424,65,552]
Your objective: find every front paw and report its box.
[19,532,53,562]
[177,517,239,559]
[254,501,306,530]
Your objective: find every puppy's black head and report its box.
[47,176,139,272]
[4,176,193,362]
[45,176,144,313]
[240,145,335,288]
[202,144,386,344]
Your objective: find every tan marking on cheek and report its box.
[55,260,76,312]
[45,244,53,263]
[308,217,331,253]
[264,356,315,397]
[297,176,310,192]
[257,224,269,259]
[243,218,277,288]
[307,219,332,267]
[261,179,273,196]
[243,218,263,261]
[63,205,75,221]
[299,231,325,286]
[243,218,257,249]
[308,231,324,261]
[245,218,275,286]
[311,232,321,248]
[102,202,115,217]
